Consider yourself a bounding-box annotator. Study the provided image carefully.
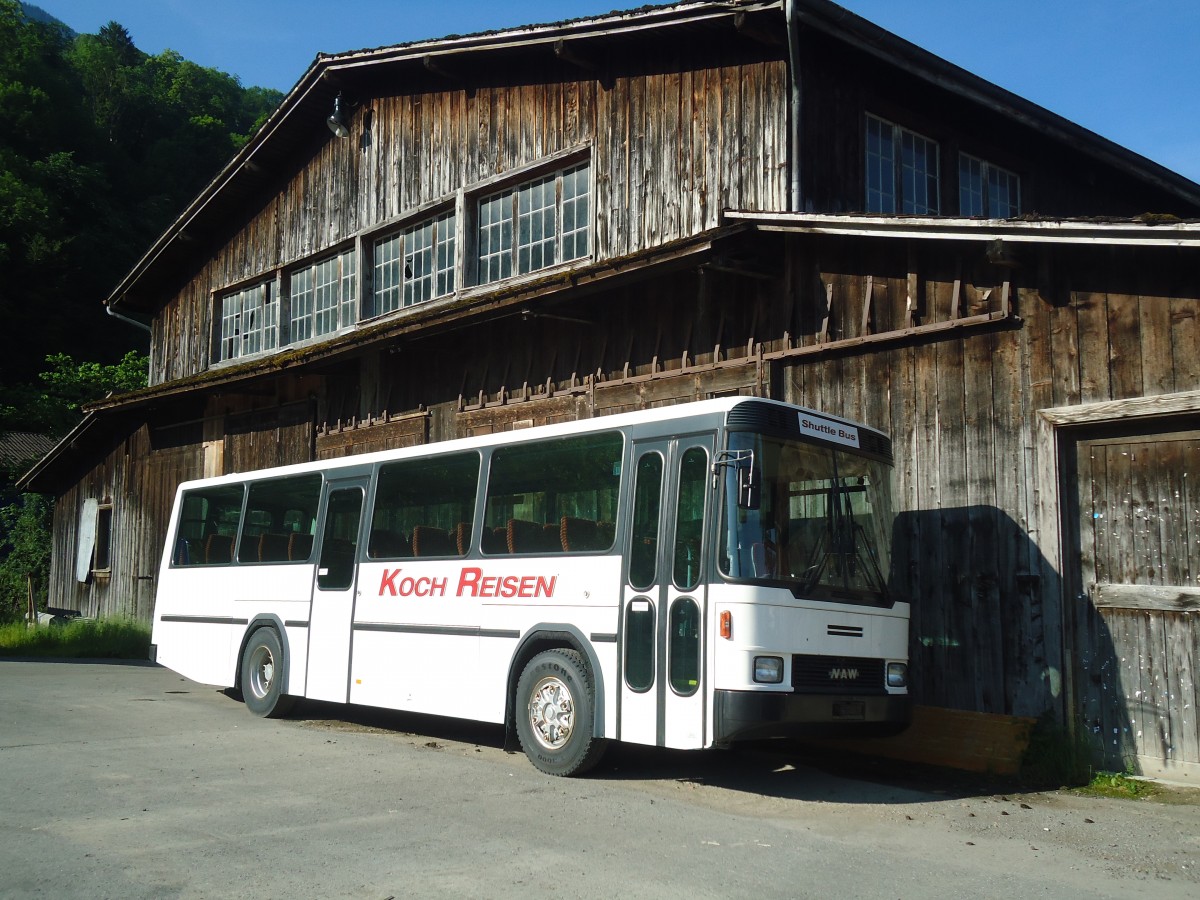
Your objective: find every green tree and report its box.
[0,492,51,623]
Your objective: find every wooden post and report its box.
[26,574,35,627]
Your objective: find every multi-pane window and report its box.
[289,246,356,343]
[373,210,456,316]
[477,161,590,285]
[959,154,1021,218]
[865,114,940,215]
[219,280,278,362]
[213,154,592,363]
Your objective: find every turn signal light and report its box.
[720,610,732,639]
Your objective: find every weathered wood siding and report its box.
[778,238,1199,719]
[798,30,1198,218]
[1071,431,1200,775]
[47,426,203,619]
[149,49,788,385]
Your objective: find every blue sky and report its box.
[44,0,1200,183]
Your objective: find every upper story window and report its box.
[477,161,590,285]
[959,154,1021,218]
[219,279,279,362]
[289,247,356,343]
[213,151,591,365]
[373,208,456,316]
[866,114,940,215]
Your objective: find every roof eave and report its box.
[725,211,1200,247]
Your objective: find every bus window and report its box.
[668,597,700,695]
[318,488,363,590]
[672,447,707,591]
[237,474,322,564]
[172,484,244,566]
[628,452,662,589]
[483,432,621,555]
[624,598,655,692]
[369,452,480,559]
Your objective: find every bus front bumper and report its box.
[713,689,911,744]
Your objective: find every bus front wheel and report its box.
[240,628,295,718]
[515,649,607,776]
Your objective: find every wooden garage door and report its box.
[1072,429,1200,777]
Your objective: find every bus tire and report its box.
[515,648,607,777]
[240,627,294,718]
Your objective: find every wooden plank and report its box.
[935,323,973,712]
[1175,608,1200,767]
[1137,290,1175,399]
[1040,390,1200,427]
[860,275,874,336]
[1075,290,1111,404]
[1107,292,1143,401]
[989,315,1041,715]
[721,63,740,216]
[963,327,1003,712]
[689,65,707,237]
[1091,583,1200,612]
[1185,440,1200,588]
[663,66,683,243]
[1169,292,1200,390]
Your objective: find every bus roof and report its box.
[176,396,887,490]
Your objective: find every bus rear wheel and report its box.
[515,649,607,776]
[240,627,295,718]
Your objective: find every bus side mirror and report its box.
[737,465,760,510]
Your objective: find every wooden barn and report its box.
[22,0,1200,778]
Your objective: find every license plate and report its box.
[833,701,865,719]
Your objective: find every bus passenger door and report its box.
[620,435,713,749]
[305,477,367,704]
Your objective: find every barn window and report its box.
[959,154,1021,217]
[476,160,590,285]
[288,245,357,344]
[93,505,113,572]
[217,279,278,362]
[865,114,939,215]
[372,208,456,316]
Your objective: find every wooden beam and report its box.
[734,11,784,46]
[1038,388,1200,427]
[762,309,1018,363]
[860,274,874,336]
[819,279,833,343]
[554,39,600,73]
[1091,583,1200,613]
[423,55,461,83]
[553,39,613,89]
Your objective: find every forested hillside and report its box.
[0,1,284,618]
[0,0,283,433]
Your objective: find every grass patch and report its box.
[1077,770,1161,800]
[0,617,151,660]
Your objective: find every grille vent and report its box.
[792,655,884,695]
[827,624,864,638]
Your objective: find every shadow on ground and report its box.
[253,690,1015,806]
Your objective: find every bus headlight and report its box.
[887,662,908,688]
[753,656,784,684]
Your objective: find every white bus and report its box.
[151,397,909,775]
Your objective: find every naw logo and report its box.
[828,667,859,680]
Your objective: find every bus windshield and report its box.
[719,432,894,606]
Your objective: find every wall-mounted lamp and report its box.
[327,92,350,139]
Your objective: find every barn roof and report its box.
[0,432,57,466]
[103,0,1200,319]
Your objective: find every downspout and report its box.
[105,303,152,333]
[785,0,803,212]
